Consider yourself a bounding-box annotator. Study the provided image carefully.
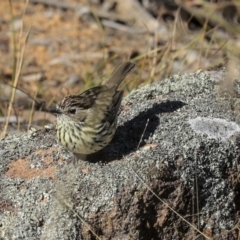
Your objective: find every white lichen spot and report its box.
[188,117,240,141]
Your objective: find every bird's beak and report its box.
[49,107,62,115]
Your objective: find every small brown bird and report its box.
[52,62,135,155]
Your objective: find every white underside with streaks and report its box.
[56,119,116,154]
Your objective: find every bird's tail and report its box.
[106,62,135,89]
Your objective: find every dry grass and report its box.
[1,1,240,135]
[1,0,30,138]
[0,1,239,125]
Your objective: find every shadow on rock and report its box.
[103,100,187,162]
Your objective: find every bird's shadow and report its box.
[82,100,186,163]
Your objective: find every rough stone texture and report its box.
[1,69,240,239]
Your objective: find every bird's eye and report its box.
[68,108,76,114]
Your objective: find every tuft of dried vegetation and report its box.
[0,0,240,134]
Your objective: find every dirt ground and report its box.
[0,0,156,132]
[0,0,239,133]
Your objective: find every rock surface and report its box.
[1,69,240,239]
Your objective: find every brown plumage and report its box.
[52,62,135,155]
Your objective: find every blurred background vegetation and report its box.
[1,0,240,135]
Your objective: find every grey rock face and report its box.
[0,70,239,239]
